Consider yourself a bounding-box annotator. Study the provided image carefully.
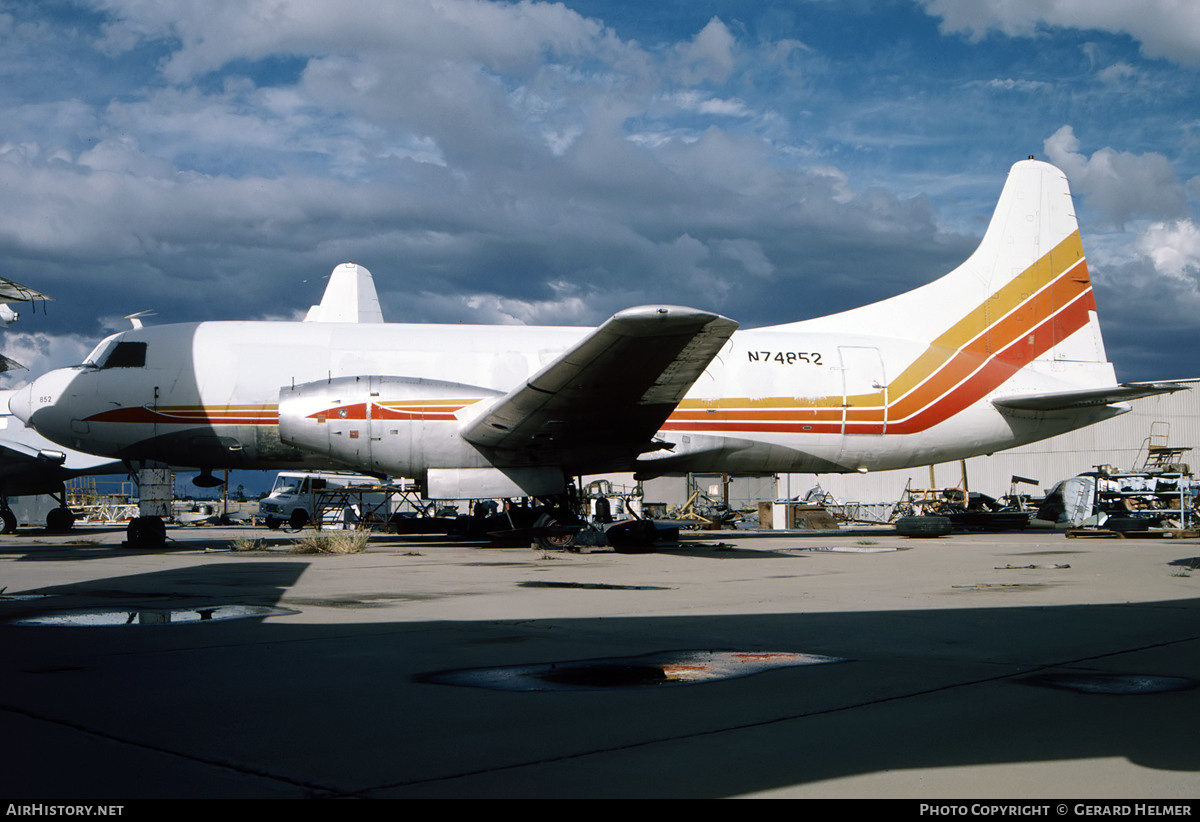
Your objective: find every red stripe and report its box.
[660,290,1096,435]
[86,407,278,425]
[307,402,460,422]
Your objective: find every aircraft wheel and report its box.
[46,506,75,533]
[533,513,577,550]
[535,528,577,551]
[0,509,16,534]
[126,516,166,549]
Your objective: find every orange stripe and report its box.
[662,289,1096,435]
[87,233,1095,441]
[664,234,1096,434]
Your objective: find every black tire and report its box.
[46,506,75,533]
[532,513,577,550]
[126,516,166,549]
[535,532,577,550]
[894,515,952,538]
[265,516,281,530]
[287,509,309,531]
[0,509,15,534]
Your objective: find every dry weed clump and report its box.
[290,530,370,554]
[232,536,266,552]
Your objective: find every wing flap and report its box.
[463,305,737,470]
[992,381,1191,412]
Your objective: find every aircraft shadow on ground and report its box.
[0,561,1197,798]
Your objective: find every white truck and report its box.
[258,471,387,529]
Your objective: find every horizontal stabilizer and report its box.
[463,306,737,469]
[992,381,1191,412]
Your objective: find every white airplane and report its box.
[0,390,123,532]
[0,274,54,371]
[8,159,1186,541]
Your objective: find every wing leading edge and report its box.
[462,305,738,473]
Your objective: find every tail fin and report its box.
[797,158,1111,389]
[304,262,385,323]
[947,158,1107,369]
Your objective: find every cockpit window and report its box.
[101,341,147,369]
[83,337,117,367]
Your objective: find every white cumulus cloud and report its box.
[920,0,1200,66]
[1044,125,1186,225]
[1136,219,1200,284]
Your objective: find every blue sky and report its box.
[1,0,1198,388]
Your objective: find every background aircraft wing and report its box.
[992,381,1192,412]
[0,353,24,372]
[0,277,52,303]
[0,438,67,467]
[0,435,124,495]
[463,305,737,471]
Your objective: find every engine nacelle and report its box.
[278,375,498,478]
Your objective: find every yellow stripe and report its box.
[678,231,1087,413]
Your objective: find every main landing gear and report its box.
[124,460,172,549]
[45,485,76,533]
[493,484,661,554]
[0,485,75,535]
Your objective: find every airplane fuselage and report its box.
[13,161,1149,499]
[14,314,1122,491]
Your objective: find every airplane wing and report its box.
[0,353,25,372]
[0,426,124,489]
[462,305,738,471]
[0,277,52,303]
[992,381,1192,412]
[0,439,66,466]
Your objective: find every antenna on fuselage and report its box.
[125,310,156,329]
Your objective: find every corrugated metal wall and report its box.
[779,382,1200,506]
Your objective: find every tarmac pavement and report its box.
[1,523,1198,799]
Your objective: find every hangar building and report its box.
[640,382,1200,520]
[773,381,1200,514]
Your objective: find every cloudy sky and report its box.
[1,0,1199,386]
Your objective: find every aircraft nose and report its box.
[8,381,34,424]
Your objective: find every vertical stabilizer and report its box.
[304,262,384,323]
[792,159,1110,379]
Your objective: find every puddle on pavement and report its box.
[1023,672,1200,695]
[8,604,298,626]
[421,650,850,691]
[518,581,672,591]
[794,546,906,554]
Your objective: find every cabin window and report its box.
[101,341,147,369]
